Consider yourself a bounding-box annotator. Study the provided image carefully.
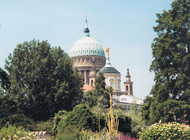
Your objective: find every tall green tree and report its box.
[82,72,110,109]
[0,68,10,89]
[142,0,190,124]
[150,0,190,101]
[94,72,106,96]
[5,39,83,121]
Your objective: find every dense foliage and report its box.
[140,122,190,140]
[57,104,95,134]
[141,0,190,125]
[53,73,132,136]
[82,72,110,109]
[0,93,18,129]
[0,68,10,89]
[54,106,132,138]
[3,39,83,121]
[127,105,145,136]
[0,125,32,139]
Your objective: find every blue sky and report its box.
[0,0,174,98]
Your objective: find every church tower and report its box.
[98,48,121,92]
[124,69,133,95]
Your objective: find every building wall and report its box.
[112,94,144,112]
[71,55,106,85]
[104,73,121,92]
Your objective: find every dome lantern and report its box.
[70,18,105,58]
[84,16,90,37]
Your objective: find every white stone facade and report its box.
[104,73,121,92]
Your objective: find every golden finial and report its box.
[105,47,110,58]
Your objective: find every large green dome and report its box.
[70,18,105,58]
[70,36,105,57]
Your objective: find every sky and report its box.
[0,0,174,98]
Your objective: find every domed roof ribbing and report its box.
[70,37,105,57]
[70,18,105,58]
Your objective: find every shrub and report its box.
[118,114,131,134]
[127,104,145,137]
[56,125,81,140]
[0,125,32,139]
[0,113,34,130]
[140,122,190,140]
[57,104,95,134]
[32,119,54,134]
[54,104,132,137]
[112,108,132,134]
[52,110,68,135]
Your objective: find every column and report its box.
[84,70,87,85]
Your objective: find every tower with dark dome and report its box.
[70,18,106,87]
[99,48,121,92]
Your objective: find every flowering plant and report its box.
[140,122,190,140]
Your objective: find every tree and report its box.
[127,105,145,136]
[5,39,83,121]
[142,0,190,124]
[82,72,110,109]
[0,68,10,89]
[150,0,190,101]
[94,72,106,96]
[0,94,17,128]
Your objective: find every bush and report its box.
[140,122,190,140]
[112,108,132,134]
[0,125,32,139]
[32,119,54,134]
[127,105,145,137]
[118,114,131,134]
[57,104,95,134]
[0,113,34,130]
[56,125,81,140]
[52,110,68,135]
[54,104,132,137]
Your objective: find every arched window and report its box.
[126,86,128,91]
[109,80,114,88]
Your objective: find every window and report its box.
[86,71,89,85]
[91,80,93,86]
[126,86,128,91]
[118,80,120,89]
[110,81,114,88]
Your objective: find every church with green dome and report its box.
[70,18,106,89]
[70,18,144,112]
[70,18,133,94]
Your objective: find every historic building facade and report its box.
[70,18,106,87]
[70,18,143,111]
[99,49,143,112]
[98,48,121,92]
